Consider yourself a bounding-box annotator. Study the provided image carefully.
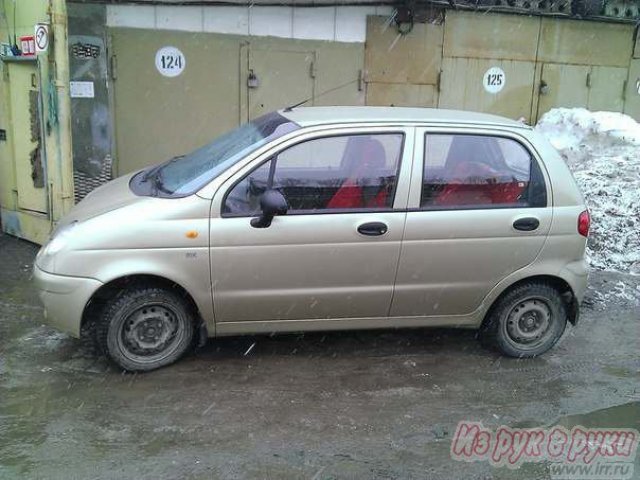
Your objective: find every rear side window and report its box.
[421,134,546,209]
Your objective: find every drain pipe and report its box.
[49,0,74,221]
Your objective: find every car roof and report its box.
[280,106,529,129]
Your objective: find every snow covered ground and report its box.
[536,108,640,274]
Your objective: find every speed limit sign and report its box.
[34,23,49,54]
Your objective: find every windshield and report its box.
[130,112,299,198]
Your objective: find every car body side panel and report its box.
[215,312,480,336]
[36,196,216,334]
[396,206,588,329]
[391,208,553,317]
[210,212,407,322]
[33,265,103,337]
[67,247,215,333]
[209,125,416,324]
[391,126,554,317]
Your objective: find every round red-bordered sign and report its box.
[35,24,49,52]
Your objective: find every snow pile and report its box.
[536,108,640,273]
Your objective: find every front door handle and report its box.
[357,222,388,236]
[513,217,540,232]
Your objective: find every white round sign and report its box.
[34,24,49,53]
[155,46,185,78]
[483,67,506,94]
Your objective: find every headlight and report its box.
[43,222,78,256]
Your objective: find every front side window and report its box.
[421,134,546,209]
[223,133,404,216]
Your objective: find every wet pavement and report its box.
[0,232,639,480]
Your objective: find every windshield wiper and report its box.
[141,155,184,183]
[140,155,184,195]
[150,170,174,195]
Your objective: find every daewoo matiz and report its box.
[34,107,590,371]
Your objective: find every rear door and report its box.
[210,126,414,327]
[391,127,552,318]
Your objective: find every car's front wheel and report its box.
[96,286,195,371]
[480,281,568,358]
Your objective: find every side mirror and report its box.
[250,190,288,228]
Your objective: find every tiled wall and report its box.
[106,5,394,43]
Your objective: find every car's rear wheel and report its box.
[96,286,195,371]
[480,282,568,358]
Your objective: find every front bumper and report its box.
[33,265,103,338]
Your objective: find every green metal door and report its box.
[7,63,48,214]
[438,58,536,121]
[588,66,627,112]
[624,59,640,121]
[110,29,242,175]
[247,48,315,120]
[365,15,443,108]
[537,63,590,118]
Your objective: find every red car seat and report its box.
[326,138,388,209]
[434,161,527,206]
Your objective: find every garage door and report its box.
[248,48,315,120]
[365,16,443,107]
[536,63,590,118]
[624,59,640,121]
[110,29,241,175]
[110,29,365,175]
[439,58,536,121]
[588,66,628,113]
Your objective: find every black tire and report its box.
[479,282,567,358]
[96,286,195,371]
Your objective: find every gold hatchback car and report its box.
[34,107,589,371]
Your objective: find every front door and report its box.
[391,128,552,318]
[210,127,414,329]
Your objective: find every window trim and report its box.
[418,131,548,212]
[220,131,407,218]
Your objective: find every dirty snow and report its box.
[536,108,640,274]
[588,280,640,308]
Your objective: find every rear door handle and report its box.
[513,217,540,231]
[357,221,388,236]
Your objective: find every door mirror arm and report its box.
[250,190,288,228]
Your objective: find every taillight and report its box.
[578,210,590,237]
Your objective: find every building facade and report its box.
[1,0,639,243]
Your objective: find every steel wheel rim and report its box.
[503,297,553,351]
[117,303,185,364]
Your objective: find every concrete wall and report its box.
[105,4,394,43]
